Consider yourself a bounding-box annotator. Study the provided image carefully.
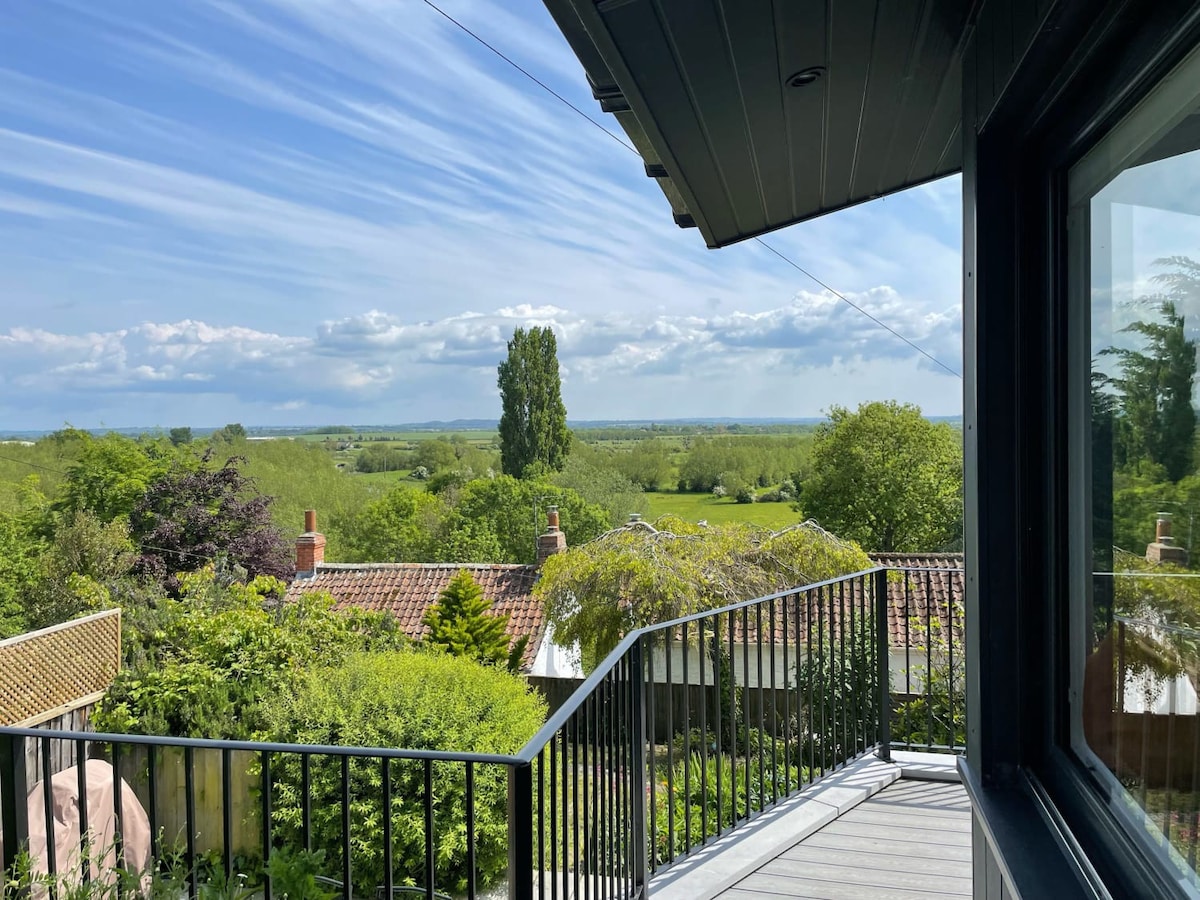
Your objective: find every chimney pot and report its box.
[537,507,567,565]
[296,511,326,578]
[1148,511,1188,565]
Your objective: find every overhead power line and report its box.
[421,0,962,380]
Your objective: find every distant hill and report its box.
[0,415,963,441]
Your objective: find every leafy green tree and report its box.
[423,570,527,671]
[1102,300,1197,481]
[497,326,571,476]
[551,455,648,526]
[798,401,962,552]
[449,475,609,564]
[623,438,676,491]
[339,487,450,562]
[168,427,193,446]
[536,516,870,666]
[211,422,247,443]
[53,433,175,525]
[24,510,138,630]
[0,511,43,637]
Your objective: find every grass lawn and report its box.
[644,491,803,529]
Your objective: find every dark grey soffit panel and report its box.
[544,0,975,248]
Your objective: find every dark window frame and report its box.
[964,1,1200,896]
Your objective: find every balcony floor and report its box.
[717,779,971,900]
[649,752,971,900]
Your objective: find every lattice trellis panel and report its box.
[0,609,121,725]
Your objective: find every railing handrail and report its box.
[0,564,964,768]
[0,724,519,765]
[514,566,886,762]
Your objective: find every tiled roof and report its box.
[871,554,964,649]
[285,563,543,668]
[716,554,964,649]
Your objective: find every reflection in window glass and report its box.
[1075,53,1200,885]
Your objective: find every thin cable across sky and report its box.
[421,0,962,380]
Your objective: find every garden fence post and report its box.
[874,570,892,762]
[1,732,30,886]
[629,637,649,896]
[507,762,534,900]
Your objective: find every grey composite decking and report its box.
[715,779,972,900]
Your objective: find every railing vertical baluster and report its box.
[591,693,600,900]
[904,571,913,750]
[549,737,557,900]
[948,576,957,752]
[222,747,233,882]
[799,590,809,786]
[805,589,814,782]
[301,753,312,852]
[537,748,545,900]
[261,751,272,900]
[605,674,614,898]
[0,734,29,886]
[728,610,736,823]
[712,619,722,834]
[467,762,477,900]
[342,756,353,900]
[425,759,436,900]
[839,579,848,767]
[185,746,197,898]
[849,578,860,758]
[817,587,826,777]
[756,603,764,812]
[111,741,125,873]
[769,598,778,804]
[147,744,159,864]
[645,633,656,871]
[741,606,750,819]
[698,617,709,846]
[782,595,791,796]
[560,727,569,900]
[75,740,90,887]
[40,737,58,889]
[508,763,534,900]
[665,625,674,861]
[537,748,547,900]
[875,569,892,761]
[572,712,581,900]
[629,635,648,899]
[926,569,935,750]
[383,758,394,900]
[682,620,691,855]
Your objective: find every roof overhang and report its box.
[543,0,978,248]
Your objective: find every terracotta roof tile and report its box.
[714,554,963,649]
[285,563,543,668]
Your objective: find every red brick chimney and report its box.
[1146,512,1188,565]
[537,506,567,565]
[296,509,326,578]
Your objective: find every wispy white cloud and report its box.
[0,0,964,428]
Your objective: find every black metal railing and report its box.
[0,566,964,900]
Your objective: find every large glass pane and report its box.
[1072,46,1200,886]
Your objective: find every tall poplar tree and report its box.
[497,326,571,476]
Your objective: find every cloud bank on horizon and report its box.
[0,0,963,430]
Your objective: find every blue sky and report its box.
[0,0,963,430]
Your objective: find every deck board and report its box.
[715,779,972,900]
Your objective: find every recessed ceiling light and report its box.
[787,67,825,88]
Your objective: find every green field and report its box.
[644,491,804,528]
